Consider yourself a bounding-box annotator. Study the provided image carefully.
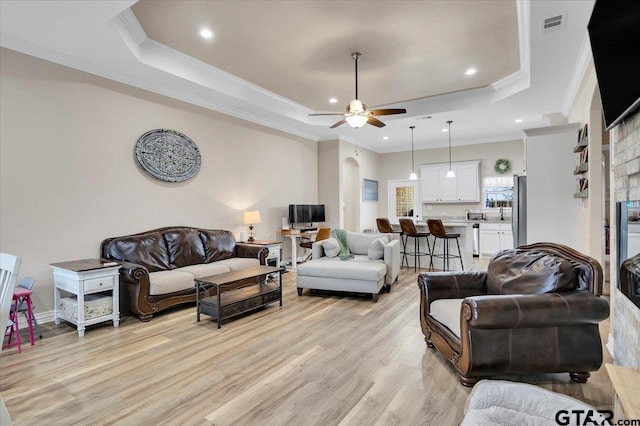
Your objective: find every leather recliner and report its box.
[418,242,609,386]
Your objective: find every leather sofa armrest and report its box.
[113,260,149,284]
[235,244,269,264]
[418,272,487,308]
[463,292,610,329]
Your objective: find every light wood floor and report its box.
[1,267,613,425]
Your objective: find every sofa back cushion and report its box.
[199,230,236,263]
[102,232,171,273]
[163,228,206,268]
[347,231,394,255]
[486,249,576,295]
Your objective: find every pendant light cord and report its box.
[447,120,453,169]
[410,126,415,174]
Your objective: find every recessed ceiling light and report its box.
[465,68,477,76]
[383,136,389,140]
[329,98,338,104]
[442,128,448,132]
[515,118,523,123]
[199,28,214,40]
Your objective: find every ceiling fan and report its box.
[309,52,407,129]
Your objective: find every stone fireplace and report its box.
[612,110,640,369]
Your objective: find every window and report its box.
[483,176,514,208]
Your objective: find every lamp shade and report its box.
[243,210,262,225]
[346,115,368,128]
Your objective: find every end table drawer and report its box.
[84,276,115,292]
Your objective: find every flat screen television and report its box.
[288,204,325,226]
[587,1,640,130]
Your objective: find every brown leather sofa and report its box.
[101,226,268,321]
[418,242,609,386]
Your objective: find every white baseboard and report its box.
[15,310,55,330]
[606,333,614,358]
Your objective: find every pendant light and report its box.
[446,120,455,178]
[409,126,418,180]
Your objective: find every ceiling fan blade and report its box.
[368,108,407,116]
[330,118,348,129]
[367,116,386,128]
[309,112,345,116]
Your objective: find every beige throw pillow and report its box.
[321,238,341,258]
[368,236,389,260]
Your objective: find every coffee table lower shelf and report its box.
[195,266,283,328]
[199,284,281,327]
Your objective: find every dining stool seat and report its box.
[399,218,432,272]
[427,219,463,271]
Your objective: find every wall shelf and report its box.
[573,139,588,153]
[574,124,589,198]
[573,163,589,175]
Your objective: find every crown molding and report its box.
[561,34,593,116]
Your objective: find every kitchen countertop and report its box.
[420,218,512,226]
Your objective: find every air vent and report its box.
[542,13,566,33]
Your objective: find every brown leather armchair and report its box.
[418,242,609,386]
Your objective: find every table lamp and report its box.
[242,210,262,242]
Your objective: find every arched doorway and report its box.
[342,157,360,231]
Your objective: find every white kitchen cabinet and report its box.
[420,161,479,203]
[480,223,513,256]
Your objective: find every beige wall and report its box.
[318,139,381,232]
[339,140,380,231]
[377,139,525,219]
[568,62,605,262]
[0,48,318,313]
[318,140,340,229]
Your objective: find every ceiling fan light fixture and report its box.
[349,99,365,113]
[346,115,368,128]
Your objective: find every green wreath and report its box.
[494,158,512,175]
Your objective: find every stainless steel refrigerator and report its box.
[512,175,527,247]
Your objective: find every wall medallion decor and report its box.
[494,158,512,175]
[135,129,201,182]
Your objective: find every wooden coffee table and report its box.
[195,266,283,328]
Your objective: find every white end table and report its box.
[51,259,121,337]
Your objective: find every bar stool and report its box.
[399,218,432,272]
[427,219,464,271]
[376,218,407,267]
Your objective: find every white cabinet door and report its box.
[480,229,501,256]
[420,166,440,202]
[438,166,458,201]
[456,163,479,202]
[480,223,512,255]
[501,228,514,250]
[420,161,479,203]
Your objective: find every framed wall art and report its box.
[363,179,379,201]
